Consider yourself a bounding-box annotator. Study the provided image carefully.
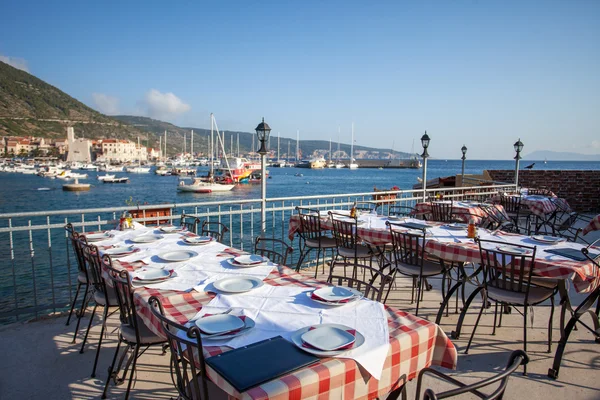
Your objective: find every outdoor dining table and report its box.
[411,200,507,225]
[96,225,457,400]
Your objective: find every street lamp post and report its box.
[421,132,430,201]
[461,145,467,186]
[513,139,524,190]
[255,118,271,236]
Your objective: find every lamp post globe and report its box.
[255,118,271,156]
[513,139,524,189]
[420,131,430,201]
[460,145,467,187]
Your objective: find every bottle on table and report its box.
[467,218,477,238]
[350,201,357,219]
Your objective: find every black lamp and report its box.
[255,118,271,156]
[461,145,467,160]
[420,132,430,158]
[513,139,524,160]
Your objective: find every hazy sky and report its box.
[1,1,598,159]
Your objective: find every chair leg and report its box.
[66,282,82,326]
[465,291,487,354]
[124,344,141,400]
[72,285,90,343]
[492,303,498,335]
[415,276,423,316]
[548,295,555,353]
[314,247,322,279]
[295,243,309,272]
[523,306,528,376]
[91,305,109,377]
[102,337,122,399]
[80,304,98,353]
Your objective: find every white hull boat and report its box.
[97,174,116,182]
[126,166,151,173]
[177,179,234,193]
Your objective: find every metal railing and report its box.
[0,183,515,324]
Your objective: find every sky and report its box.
[0,0,599,159]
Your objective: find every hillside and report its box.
[0,60,415,158]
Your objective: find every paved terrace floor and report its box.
[1,227,599,399]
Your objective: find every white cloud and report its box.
[141,89,191,119]
[92,93,120,115]
[0,54,29,72]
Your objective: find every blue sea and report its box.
[1,159,599,214]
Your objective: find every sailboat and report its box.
[327,138,335,168]
[335,127,345,168]
[126,137,151,173]
[348,123,358,169]
[177,114,235,193]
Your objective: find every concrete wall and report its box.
[486,170,600,212]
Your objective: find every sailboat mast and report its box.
[210,114,214,175]
[237,134,240,157]
[164,130,167,160]
[277,132,280,162]
[329,138,332,163]
[337,127,341,162]
[183,131,186,155]
[191,130,194,156]
[351,123,354,162]
[287,141,291,163]
[296,130,300,162]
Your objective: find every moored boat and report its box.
[177,177,234,193]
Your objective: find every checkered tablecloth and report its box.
[583,215,600,236]
[131,264,456,400]
[412,201,507,225]
[491,194,565,217]
[288,215,597,293]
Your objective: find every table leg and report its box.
[548,286,600,379]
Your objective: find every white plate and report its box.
[531,235,566,244]
[104,246,135,256]
[158,250,198,262]
[183,236,214,245]
[312,286,358,302]
[159,226,184,233]
[301,326,356,351]
[201,317,255,340]
[133,268,171,281]
[195,314,245,334]
[85,232,113,242]
[227,256,269,268]
[213,276,264,293]
[497,245,533,255]
[291,323,365,357]
[130,234,163,243]
[443,223,469,230]
[234,254,267,265]
[307,290,362,306]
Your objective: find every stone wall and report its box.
[485,170,600,212]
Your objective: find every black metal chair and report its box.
[430,201,458,223]
[254,236,293,265]
[547,197,588,243]
[498,195,530,233]
[180,214,201,234]
[148,296,228,400]
[386,221,449,315]
[328,211,375,275]
[466,239,557,375]
[295,207,337,277]
[102,259,168,400]
[389,205,416,218]
[201,220,229,243]
[65,224,90,329]
[478,204,518,233]
[327,262,394,303]
[78,240,120,378]
[415,350,529,399]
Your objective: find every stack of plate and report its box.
[158,226,184,233]
[291,324,365,356]
[85,232,114,242]
[132,268,172,283]
[183,236,214,246]
[104,245,138,257]
[530,235,566,244]
[130,234,164,243]
[443,223,468,230]
[213,276,264,293]
[157,250,198,262]
[496,245,533,255]
[194,314,255,340]
[309,286,362,306]
[227,254,269,268]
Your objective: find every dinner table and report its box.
[93,224,458,400]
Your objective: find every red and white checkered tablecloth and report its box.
[491,194,566,217]
[288,216,597,293]
[583,214,600,236]
[132,265,457,400]
[412,201,507,225]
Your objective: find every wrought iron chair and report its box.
[102,259,168,400]
[415,350,529,399]
[327,261,394,303]
[254,236,293,265]
[200,220,229,243]
[295,207,337,277]
[180,214,201,234]
[328,211,375,275]
[78,240,120,377]
[478,204,518,233]
[466,239,557,375]
[388,205,416,218]
[498,195,530,233]
[65,224,90,328]
[430,201,459,223]
[547,197,587,243]
[385,221,449,315]
[148,296,228,400]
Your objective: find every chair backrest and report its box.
[180,214,200,234]
[65,223,88,276]
[296,207,324,241]
[355,201,379,214]
[148,296,210,400]
[254,236,293,265]
[417,350,529,399]
[201,220,229,243]
[582,239,600,288]
[79,239,106,293]
[387,221,426,268]
[327,262,393,303]
[388,205,415,217]
[103,256,143,343]
[328,211,360,255]
[499,195,521,214]
[527,188,553,196]
[430,201,454,222]
[478,205,518,233]
[475,238,537,302]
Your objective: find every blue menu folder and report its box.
[205,336,319,393]
[545,248,599,262]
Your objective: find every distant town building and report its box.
[96,138,148,163]
[147,147,162,160]
[66,127,92,163]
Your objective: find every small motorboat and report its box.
[177,178,234,193]
[97,174,116,182]
[103,177,129,183]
